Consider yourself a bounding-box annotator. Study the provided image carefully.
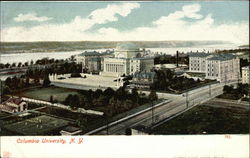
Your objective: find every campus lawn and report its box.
[17,86,80,102]
[152,105,249,134]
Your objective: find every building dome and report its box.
[116,43,140,51]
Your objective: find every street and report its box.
[87,81,237,135]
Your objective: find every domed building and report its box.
[114,43,141,58]
[101,43,154,77]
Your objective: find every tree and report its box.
[223,85,233,94]
[50,95,54,103]
[94,95,107,107]
[11,63,16,67]
[43,75,51,87]
[71,95,80,108]
[115,87,128,101]
[5,63,10,68]
[0,63,4,69]
[131,88,139,103]
[25,77,30,87]
[3,85,11,95]
[18,62,22,67]
[104,87,115,97]
[65,94,80,108]
[5,77,12,88]
[24,62,29,67]
[65,94,73,105]
[93,89,103,98]
[123,99,133,110]
[148,90,158,101]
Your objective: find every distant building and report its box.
[0,96,28,113]
[75,50,113,73]
[189,53,240,82]
[76,51,100,65]
[154,64,188,72]
[189,52,212,73]
[129,71,157,89]
[205,54,240,82]
[242,66,249,84]
[101,43,154,77]
[88,57,102,73]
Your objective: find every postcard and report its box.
[0,1,249,158]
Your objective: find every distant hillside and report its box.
[0,40,232,54]
[239,44,250,48]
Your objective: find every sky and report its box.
[0,1,249,44]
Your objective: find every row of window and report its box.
[190,68,200,71]
[207,73,218,77]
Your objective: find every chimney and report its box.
[176,51,179,67]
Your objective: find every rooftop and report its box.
[189,52,211,57]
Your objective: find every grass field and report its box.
[152,104,249,134]
[17,86,80,102]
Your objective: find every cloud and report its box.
[182,4,203,19]
[153,4,203,26]
[88,3,140,24]
[14,13,53,22]
[1,3,249,45]
[96,4,248,45]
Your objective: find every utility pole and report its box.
[0,80,2,103]
[151,102,154,126]
[186,92,188,108]
[105,114,109,135]
[209,83,211,98]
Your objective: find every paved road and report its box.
[88,81,237,135]
[202,98,249,110]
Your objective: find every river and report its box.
[0,44,238,65]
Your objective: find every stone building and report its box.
[205,54,240,82]
[189,52,212,73]
[242,66,249,84]
[189,53,240,82]
[101,43,154,77]
[75,50,113,73]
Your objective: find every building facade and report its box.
[189,53,212,73]
[189,53,240,82]
[205,54,240,82]
[242,66,249,84]
[75,50,113,73]
[88,57,102,73]
[129,71,157,89]
[101,43,154,77]
[0,96,28,113]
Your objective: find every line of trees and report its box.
[151,69,208,92]
[154,54,189,65]
[63,87,158,117]
[221,83,249,100]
